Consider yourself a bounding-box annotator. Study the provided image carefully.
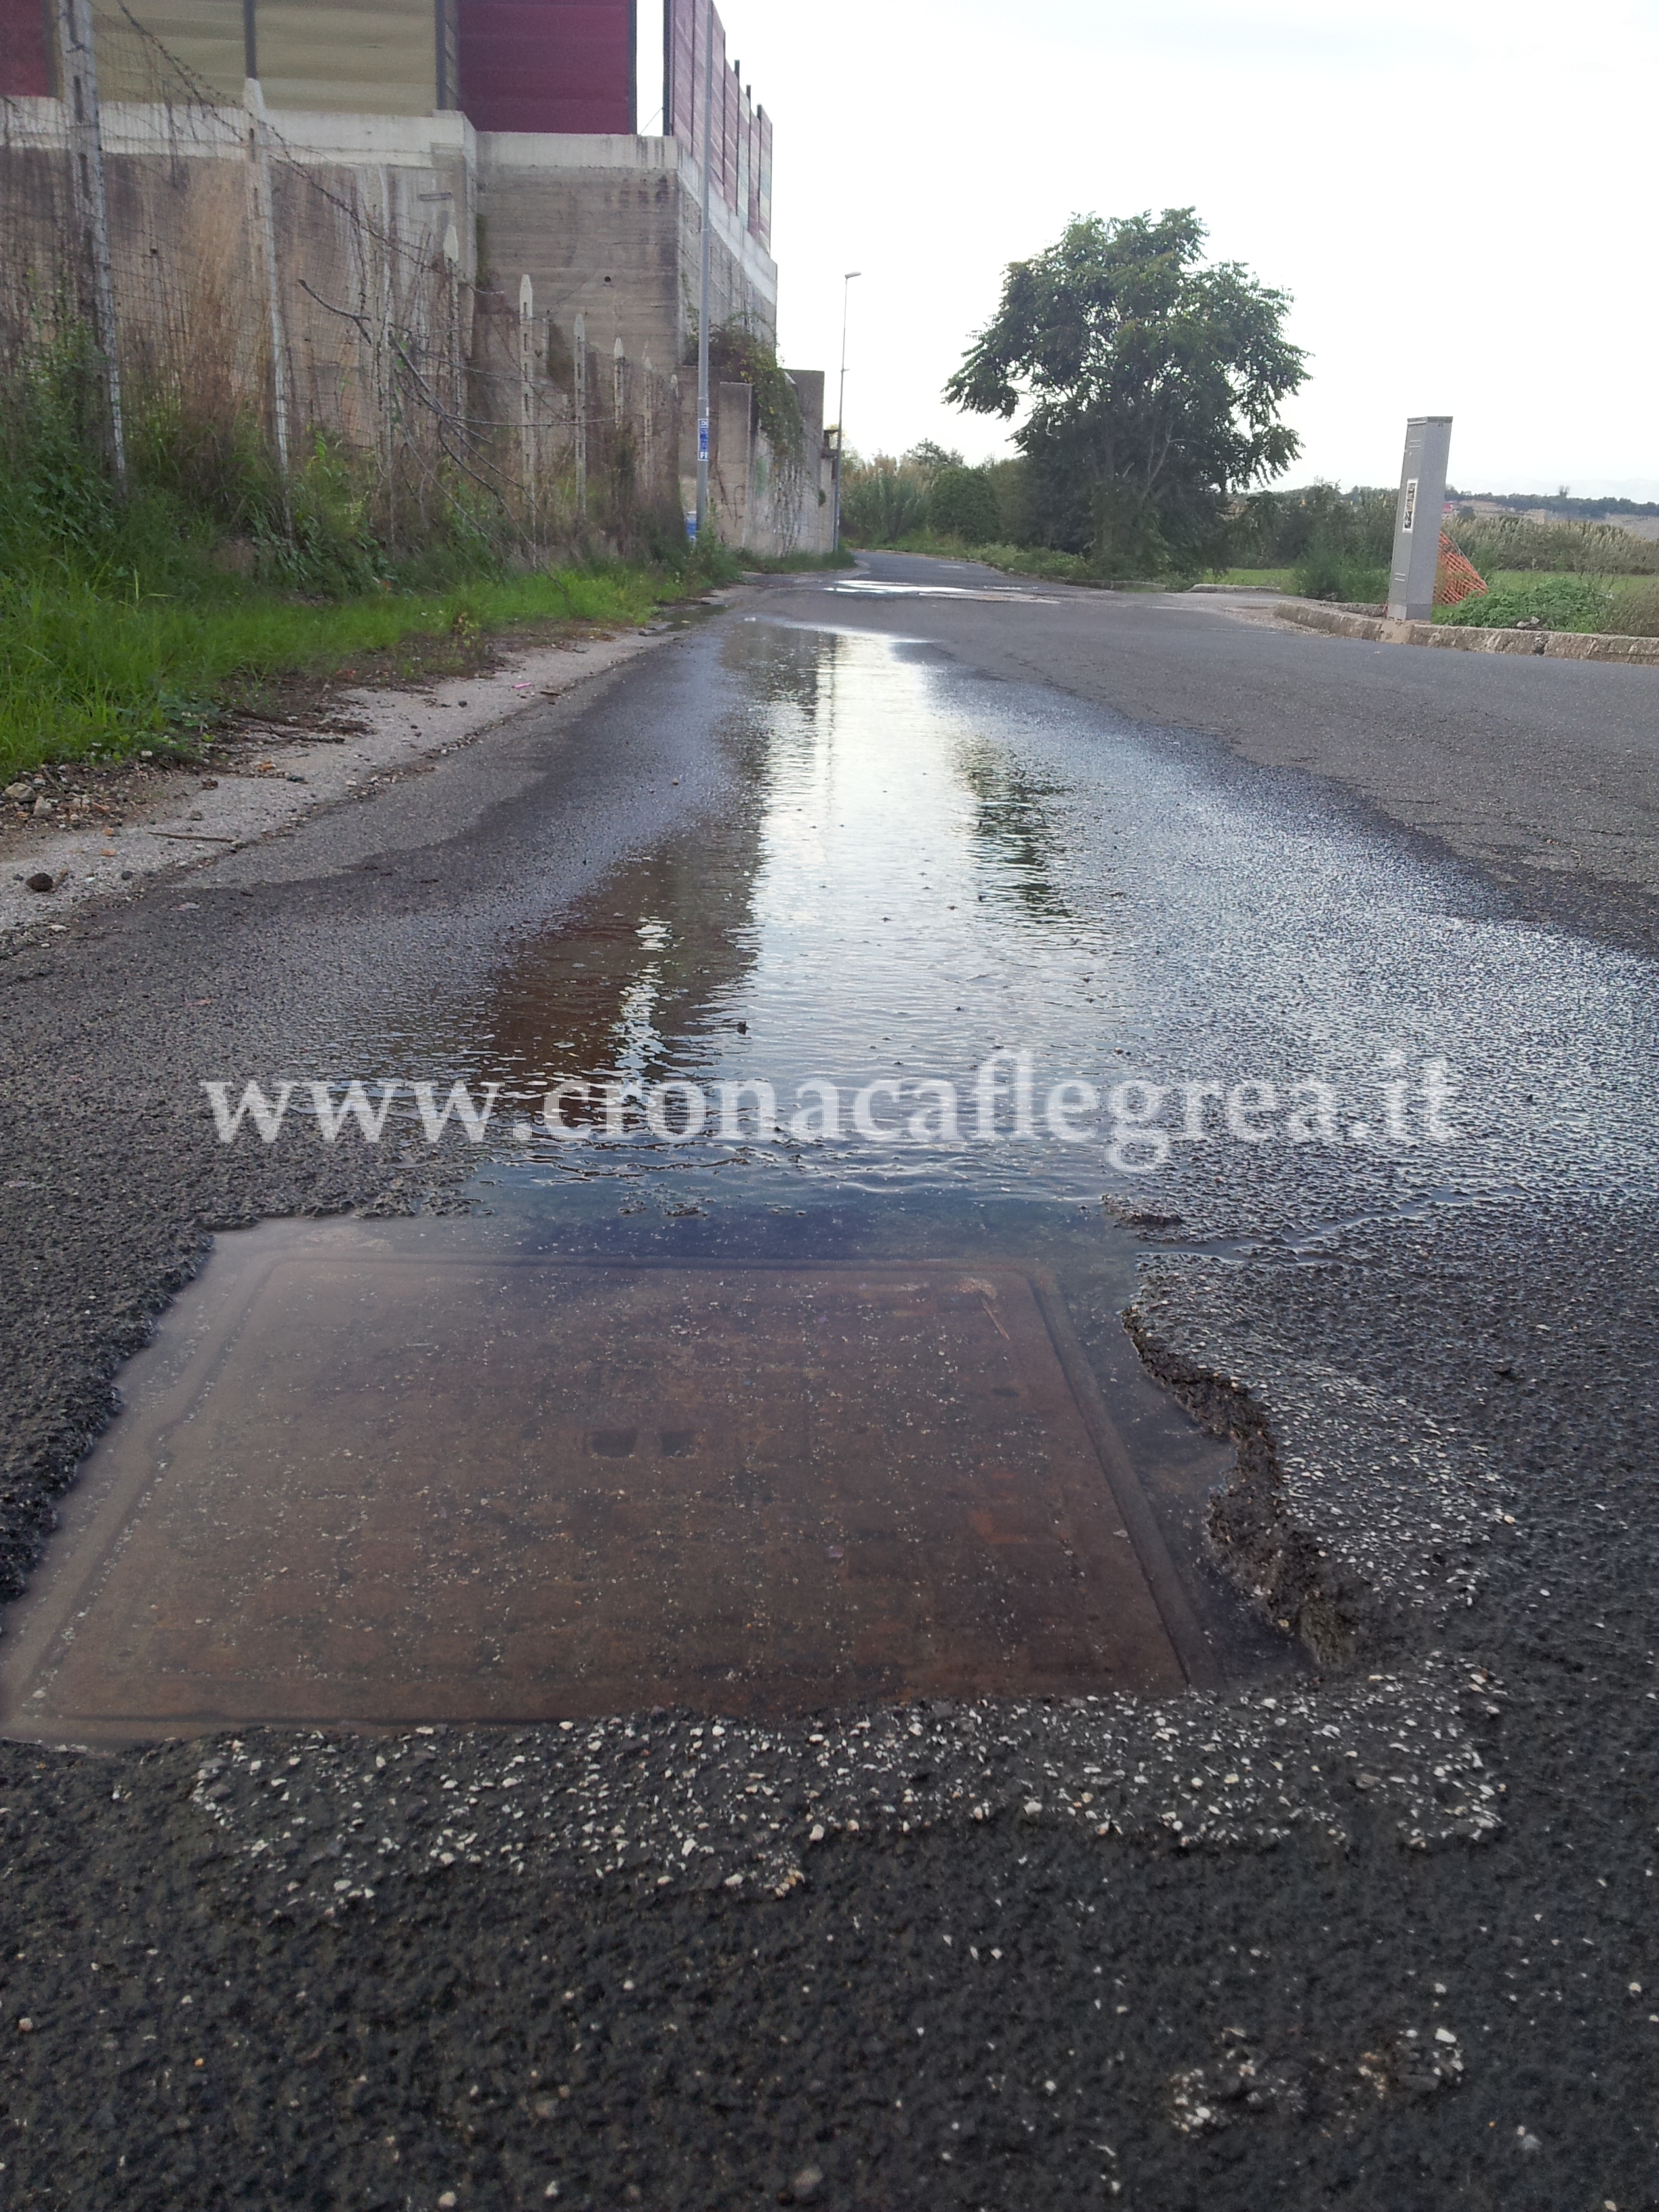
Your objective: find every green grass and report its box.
[960,541,1101,584]
[0,337,749,779]
[1205,567,1297,590]
[0,560,729,782]
[1435,572,1659,636]
[859,533,1165,586]
[739,549,858,575]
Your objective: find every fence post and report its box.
[573,310,587,521]
[518,273,535,529]
[443,221,463,419]
[243,77,291,503]
[642,352,654,495]
[54,0,125,489]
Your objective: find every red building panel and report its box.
[0,0,52,97]
[459,0,636,135]
[663,0,769,250]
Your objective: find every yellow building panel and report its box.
[94,0,247,103]
[259,1,436,115]
[90,2,438,116]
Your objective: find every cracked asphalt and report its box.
[1,554,1656,2209]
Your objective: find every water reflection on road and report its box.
[414,621,1143,1203]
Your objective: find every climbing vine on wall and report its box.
[704,324,804,459]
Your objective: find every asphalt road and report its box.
[1,557,1655,2210]
[846,554,1659,947]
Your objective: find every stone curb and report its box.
[1276,598,1659,665]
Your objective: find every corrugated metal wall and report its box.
[0,0,52,96]
[459,0,634,134]
[74,0,442,115]
[93,1,245,100]
[4,3,674,148]
[663,0,769,251]
[257,1,440,115]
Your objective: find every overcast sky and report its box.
[642,1,1659,499]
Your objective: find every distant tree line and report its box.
[1449,491,1659,521]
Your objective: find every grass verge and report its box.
[1205,567,1297,590]
[1214,563,1659,638]
[1433,573,1659,636]
[0,558,739,783]
[739,550,858,575]
[848,533,1179,587]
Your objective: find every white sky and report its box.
[641,1,1659,499]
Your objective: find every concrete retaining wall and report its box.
[0,94,831,552]
[1277,600,1659,665]
[678,369,834,556]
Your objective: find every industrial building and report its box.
[0,1,832,550]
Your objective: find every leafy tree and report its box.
[984,456,1031,545]
[927,464,1000,544]
[903,439,964,480]
[945,209,1307,573]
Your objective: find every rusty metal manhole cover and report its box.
[0,1225,1213,1739]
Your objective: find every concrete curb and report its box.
[1276,598,1659,665]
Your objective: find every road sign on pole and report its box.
[1387,416,1453,621]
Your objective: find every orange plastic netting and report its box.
[1435,533,1488,608]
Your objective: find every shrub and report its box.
[1293,545,1387,603]
[840,462,928,546]
[1231,482,1395,571]
[984,457,1033,546]
[1438,575,1615,632]
[254,434,383,596]
[927,466,1001,545]
[1604,583,1659,636]
[970,541,1092,583]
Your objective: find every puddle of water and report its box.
[372,623,1145,1202]
[26,622,1504,1739]
[0,1219,1224,1741]
[825,581,1061,603]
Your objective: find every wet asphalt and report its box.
[1,555,1656,2209]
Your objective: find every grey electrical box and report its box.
[1387,415,1453,621]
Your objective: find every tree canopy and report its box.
[945,209,1307,572]
[927,465,1000,544]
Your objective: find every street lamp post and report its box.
[833,270,860,552]
[694,0,716,543]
